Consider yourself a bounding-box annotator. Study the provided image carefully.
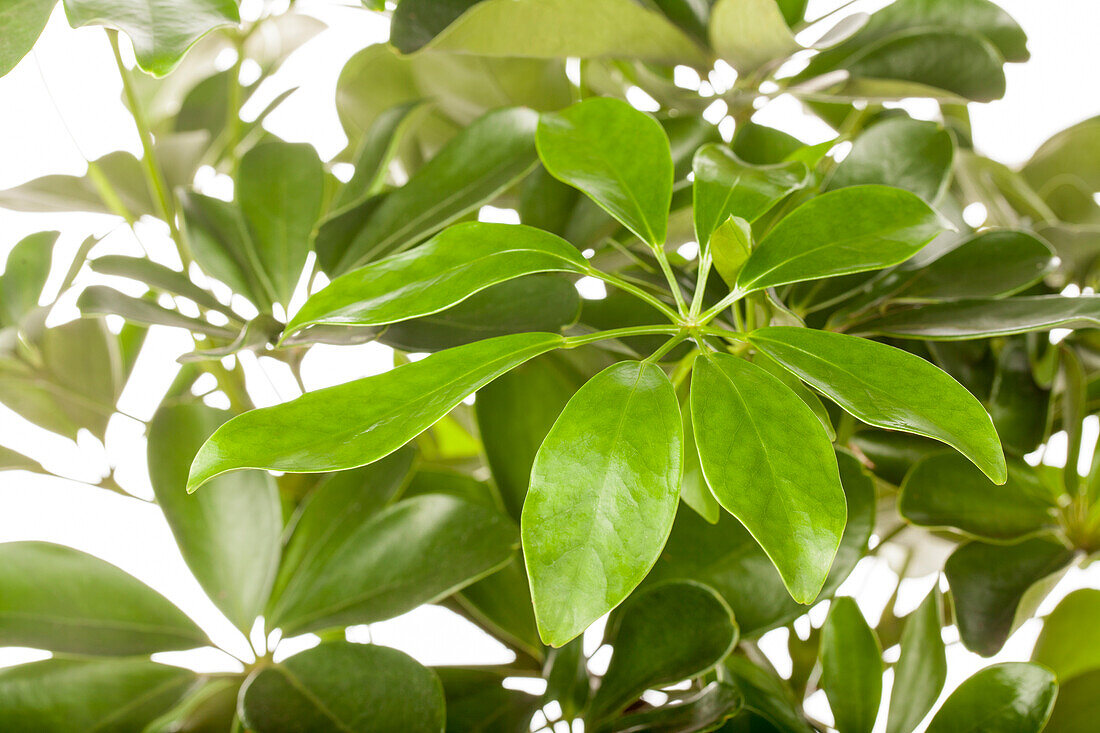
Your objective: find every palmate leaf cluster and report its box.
[0,0,1098,731]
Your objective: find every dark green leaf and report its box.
[0,0,55,77]
[522,360,683,646]
[925,663,1057,733]
[537,97,673,248]
[459,557,542,660]
[820,597,882,733]
[827,118,954,202]
[180,191,265,304]
[724,656,814,733]
[143,676,241,733]
[390,0,481,53]
[690,352,845,603]
[334,101,424,210]
[1042,668,1100,733]
[608,681,743,733]
[0,230,56,328]
[886,588,947,733]
[241,642,445,732]
[436,666,538,733]
[749,327,1007,483]
[990,340,1050,456]
[853,295,1100,340]
[187,332,563,489]
[1032,589,1100,682]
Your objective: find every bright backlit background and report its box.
[1,1,1098,730]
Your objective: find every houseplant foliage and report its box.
[1,0,1099,730]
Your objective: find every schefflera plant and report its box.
[189,98,1007,646]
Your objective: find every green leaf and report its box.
[709,0,800,73]
[1023,115,1100,193]
[537,97,673,248]
[0,658,195,732]
[241,642,445,732]
[0,230,56,328]
[820,597,882,733]
[77,285,237,339]
[608,681,743,733]
[925,663,1057,733]
[287,222,586,337]
[269,494,518,635]
[180,191,265,304]
[334,101,425,210]
[724,655,814,733]
[749,327,1007,483]
[589,582,738,722]
[418,0,707,65]
[1042,668,1100,733]
[990,340,1050,456]
[735,185,941,295]
[886,588,947,733]
[458,557,542,661]
[709,215,754,288]
[679,393,721,523]
[0,541,207,654]
[522,360,683,646]
[732,122,805,165]
[0,151,153,217]
[238,141,324,304]
[899,453,1056,541]
[853,295,1100,340]
[143,676,240,733]
[324,106,540,274]
[435,666,539,733]
[692,144,809,247]
[827,118,954,202]
[1032,589,1100,682]
[187,332,563,489]
[148,403,282,632]
[63,0,240,77]
[690,352,845,603]
[390,0,481,53]
[88,254,232,316]
[946,536,1075,656]
[0,0,55,77]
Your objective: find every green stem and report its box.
[644,333,688,363]
[563,325,682,349]
[653,247,690,316]
[689,249,713,319]
[587,268,684,323]
[700,326,747,342]
[698,287,747,325]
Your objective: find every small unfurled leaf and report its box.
[63,0,240,76]
[925,663,1057,733]
[241,642,444,732]
[709,215,753,287]
[899,453,1056,540]
[187,332,563,489]
[709,0,800,73]
[522,360,683,646]
[690,352,845,603]
[287,223,586,337]
[750,327,1007,483]
[886,588,947,733]
[537,97,673,248]
[828,118,954,202]
[1032,589,1100,683]
[589,582,738,722]
[820,597,882,733]
[0,230,56,327]
[946,536,1075,656]
[735,185,941,295]
[0,542,207,655]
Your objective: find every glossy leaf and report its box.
[925,663,1057,733]
[608,681,742,733]
[709,0,800,73]
[589,582,738,722]
[1032,589,1100,682]
[0,541,207,655]
[735,185,941,295]
[946,536,1075,656]
[750,327,1007,483]
[680,393,721,523]
[537,97,673,248]
[886,588,947,733]
[690,352,846,603]
[63,0,240,77]
[0,230,55,327]
[691,144,809,247]
[820,597,882,733]
[187,332,563,489]
[149,403,282,632]
[522,360,683,646]
[269,494,518,635]
[709,215,754,287]
[0,658,195,732]
[287,222,586,336]
[899,453,1056,540]
[827,118,954,202]
[241,642,445,732]
[853,295,1100,340]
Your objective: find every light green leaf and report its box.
[735,185,941,295]
[287,223,586,337]
[238,140,324,304]
[709,215,753,288]
[522,360,683,646]
[690,352,845,603]
[899,453,1056,540]
[269,494,518,635]
[709,0,801,73]
[88,254,232,316]
[63,0,240,76]
[827,118,954,202]
[0,0,55,77]
[537,97,673,248]
[187,332,563,489]
[749,327,1007,483]
[334,101,425,210]
[1032,589,1100,682]
[0,658,195,732]
[926,663,1058,733]
[77,284,237,339]
[241,642,445,732]
[149,403,282,632]
[143,676,240,733]
[679,393,721,523]
[820,596,882,733]
[0,541,207,655]
[887,588,947,733]
[589,582,738,722]
[608,681,743,733]
[0,151,153,217]
[1024,115,1100,194]
[0,230,56,328]
[692,143,809,247]
[946,536,1075,656]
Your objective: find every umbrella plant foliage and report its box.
[0,0,1097,730]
